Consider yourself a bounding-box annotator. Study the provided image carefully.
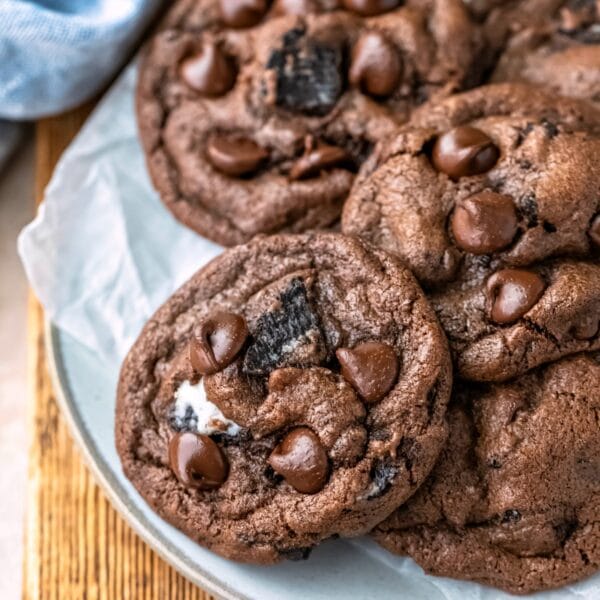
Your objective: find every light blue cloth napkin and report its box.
[0,0,162,120]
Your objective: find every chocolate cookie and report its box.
[342,84,600,380]
[373,353,600,595]
[136,0,485,245]
[116,233,451,563]
[487,0,600,106]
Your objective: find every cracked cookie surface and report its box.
[343,84,600,381]
[136,0,485,245]
[373,353,600,595]
[116,233,451,563]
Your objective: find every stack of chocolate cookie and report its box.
[119,0,600,594]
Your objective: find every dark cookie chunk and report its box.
[243,278,326,375]
[116,233,452,564]
[367,456,399,499]
[265,26,344,116]
[136,0,486,245]
[373,354,600,594]
[487,0,600,106]
[343,84,600,381]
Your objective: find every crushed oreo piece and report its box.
[518,159,532,170]
[541,118,559,139]
[519,192,538,227]
[514,122,534,147]
[168,404,198,432]
[370,429,391,442]
[502,509,522,524]
[367,456,398,499]
[426,381,439,418]
[266,27,344,116]
[211,428,252,446]
[243,278,326,375]
[279,547,313,561]
[575,26,600,44]
[554,520,579,543]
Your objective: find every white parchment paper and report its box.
[17,62,600,599]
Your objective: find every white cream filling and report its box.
[173,380,241,436]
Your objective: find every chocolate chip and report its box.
[190,312,248,375]
[289,142,353,180]
[206,136,269,177]
[450,191,518,254]
[349,31,402,98]
[219,0,268,28]
[268,427,329,494]
[169,432,229,489]
[336,342,398,404]
[179,43,236,96]
[266,28,344,116]
[486,269,546,325]
[342,0,401,16]
[431,126,499,179]
[367,456,398,499]
[243,278,325,375]
[589,214,600,247]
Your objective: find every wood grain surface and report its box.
[23,107,213,600]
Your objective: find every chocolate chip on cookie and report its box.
[206,136,270,177]
[179,42,237,96]
[336,342,399,403]
[450,191,518,254]
[485,268,546,324]
[189,312,248,375]
[289,141,353,181]
[349,30,403,98]
[169,431,229,489]
[373,353,600,594]
[268,427,329,493]
[116,233,451,563]
[431,126,499,179]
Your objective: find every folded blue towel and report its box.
[0,0,162,120]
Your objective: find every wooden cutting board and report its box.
[24,107,213,600]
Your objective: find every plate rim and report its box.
[45,318,249,600]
